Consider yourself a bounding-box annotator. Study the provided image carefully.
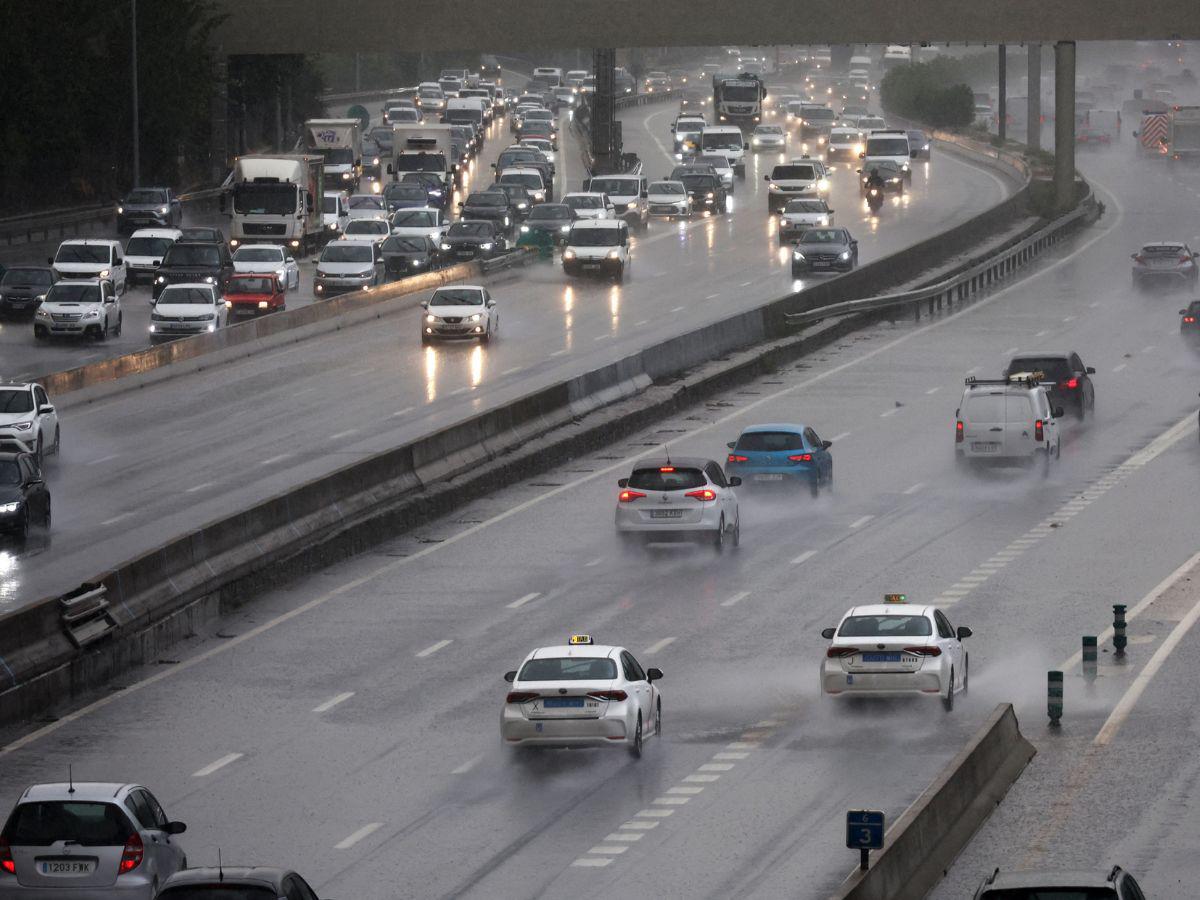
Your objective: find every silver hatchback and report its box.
[0,782,187,899]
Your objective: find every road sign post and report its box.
[846,809,884,871]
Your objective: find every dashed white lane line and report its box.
[603,832,644,842]
[830,431,851,442]
[184,481,216,494]
[1142,345,1156,353]
[329,428,359,439]
[714,751,750,760]
[721,590,751,607]
[1035,329,1049,337]
[636,808,675,818]
[588,844,629,855]
[1004,346,1019,355]
[848,515,874,529]
[506,591,541,609]
[925,386,941,395]
[1062,315,1076,322]
[790,550,818,565]
[390,406,415,418]
[668,785,706,794]
[260,453,292,466]
[593,334,610,341]
[634,319,649,326]
[1112,363,1127,372]
[670,305,686,312]
[572,858,613,867]
[643,637,676,655]
[584,557,603,567]
[88,454,119,466]
[698,763,735,772]
[705,293,720,300]
[653,796,691,805]
[739,280,754,286]
[451,755,483,775]
[684,773,722,783]
[619,819,661,830]
[312,692,355,713]
[501,366,522,376]
[551,348,568,356]
[335,822,384,849]
[965,366,979,375]
[903,482,925,495]
[450,386,469,395]
[192,752,243,777]
[101,513,135,526]
[880,407,900,418]
[416,639,452,658]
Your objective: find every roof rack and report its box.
[964,371,1045,387]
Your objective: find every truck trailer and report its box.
[304,119,363,192]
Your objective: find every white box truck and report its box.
[304,118,363,192]
[388,124,461,188]
[225,154,324,255]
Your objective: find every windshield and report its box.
[798,229,845,244]
[3,801,133,846]
[163,246,220,267]
[566,195,603,209]
[867,138,910,156]
[702,132,743,151]
[315,147,353,165]
[588,178,636,196]
[831,130,860,142]
[158,287,214,305]
[838,615,932,638]
[805,108,837,121]
[448,222,491,237]
[430,288,484,306]
[157,889,278,900]
[390,109,420,122]
[784,200,827,214]
[528,205,570,221]
[446,110,482,124]
[232,183,296,215]
[321,244,372,263]
[649,182,685,195]
[394,153,447,173]
[722,85,761,101]
[1,268,53,286]
[500,173,542,189]
[54,244,110,264]
[228,277,275,293]
[322,196,341,214]
[754,126,783,135]
[382,237,428,253]
[0,390,33,414]
[125,237,174,257]
[697,155,731,170]
[628,467,706,490]
[125,189,167,204]
[419,87,444,99]
[518,657,617,681]
[349,196,384,211]
[233,247,281,262]
[46,283,101,304]
[384,185,426,202]
[391,211,437,227]
[345,221,387,235]
[0,460,19,485]
[771,165,816,180]
[570,227,622,247]
[467,193,506,207]
[499,152,540,168]
[680,174,718,190]
[735,431,804,451]
[1006,358,1072,381]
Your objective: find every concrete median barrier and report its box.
[829,703,1036,900]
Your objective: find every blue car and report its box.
[725,423,834,496]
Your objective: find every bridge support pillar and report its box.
[210,53,229,185]
[591,48,620,173]
[1054,40,1076,212]
[1027,43,1042,151]
[998,44,1007,143]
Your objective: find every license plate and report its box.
[754,473,784,481]
[543,697,584,708]
[38,860,95,876]
[812,261,831,268]
[582,263,601,270]
[457,251,473,257]
[861,652,902,663]
[971,442,1000,452]
[650,509,683,518]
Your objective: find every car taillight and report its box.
[1185,316,1197,323]
[788,453,813,462]
[506,691,539,703]
[685,489,717,501]
[903,646,942,657]
[618,490,646,502]
[1035,419,1044,441]
[826,646,858,658]
[1133,254,1145,264]
[1182,254,1193,264]
[1065,377,1078,389]
[0,836,14,874]
[118,832,143,874]
[728,454,748,462]
[955,420,964,443]
[587,690,628,701]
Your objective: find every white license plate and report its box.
[38,860,95,876]
[582,263,601,270]
[812,261,831,268]
[971,442,1000,452]
[754,473,784,481]
[650,509,683,518]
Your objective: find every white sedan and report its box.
[778,198,835,242]
[820,596,972,710]
[646,181,693,217]
[231,244,300,290]
[615,456,741,550]
[347,193,389,221]
[751,124,787,150]
[420,284,497,344]
[501,634,663,757]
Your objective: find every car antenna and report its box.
[218,848,224,882]
[68,764,74,795]
[664,446,672,466]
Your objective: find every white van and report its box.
[562,219,630,281]
[699,125,748,177]
[445,96,488,133]
[955,373,1063,473]
[532,66,563,87]
[583,174,648,230]
[49,239,128,294]
[862,129,915,179]
[124,228,182,285]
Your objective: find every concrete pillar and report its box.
[998,44,1007,143]
[210,53,229,184]
[1027,43,1041,151]
[592,47,618,171]
[1054,41,1076,211]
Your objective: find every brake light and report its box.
[788,453,813,462]
[1185,316,1196,323]
[1035,419,1044,441]
[1182,254,1193,264]
[659,466,675,472]
[903,646,942,657]
[728,454,748,462]
[506,691,539,703]
[955,420,964,443]
[685,489,717,501]
[1133,254,1145,264]
[587,689,628,701]
[1065,377,1078,389]
[619,490,646,502]
[826,646,858,658]
[118,832,143,874]
[0,836,13,875]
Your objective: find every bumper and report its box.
[615,504,721,534]
[955,447,1041,465]
[0,432,36,453]
[314,277,372,295]
[119,212,173,229]
[792,260,853,274]
[564,259,622,276]
[751,141,786,151]
[35,318,102,336]
[0,298,41,318]
[726,466,814,485]
[501,709,630,747]
[0,875,158,899]
[649,204,690,216]
[149,323,214,339]
[1133,268,1194,282]
[821,664,945,697]
[423,323,487,339]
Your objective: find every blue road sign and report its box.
[846,809,885,850]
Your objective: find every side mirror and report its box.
[38,404,54,415]
[855,168,862,174]
[218,195,226,213]
[646,667,663,682]
[1181,309,1188,315]
[858,152,866,159]
[152,259,162,267]
[617,477,629,488]
[763,174,770,181]
[726,441,736,449]
[286,257,295,264]
[821,440,832,449]
[743,142,749,150]
[1085,366,1095,374]
[164,821,187,835]
[503,670,516,683]
[827,209,835,214]
[420,300,429,309]
[47,257,54,266]
[1130,253,1138,259]
[955,407,960,418]
[457,202,464,209]
[387,164,394,174]
[956,626,973,640]
[821,627,837,640]
[728,476,742,486]
[1054,406,1065,418]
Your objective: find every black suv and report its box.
[1004,351,1096,419]
[116,186,182,233]
[677,171,728,213]
[459,192,516,233]
[0,266,56,320]
[152,241,234,299]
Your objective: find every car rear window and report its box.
[735,431,805,451]
[838,615,932,638]
[964,394,1005,423]
[628,467,706,491]
[518,657,618,681]
[3,802,133,846]
[1006,358,1071,380]
[1143,244,1183,255]
[978,890,1118,899]
[156,888,279,900]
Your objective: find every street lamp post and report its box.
[131,0,140,187]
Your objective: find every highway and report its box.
[2,123,1199,897]
[0,97,1014,612]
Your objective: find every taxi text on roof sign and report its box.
[569,634,594,645]
[883,593,907,603]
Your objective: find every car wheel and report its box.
[1042,448,1052,478]
[810,474,820,498]
[629,714,643,758]
[114,314,122,337]
[962,655,968,694]
[712,515,726,552]
[942,670,955,711]
[35,434,44,468]
[480,327,491,345]
[654,699,662,737]
[34,326,47,341]
[52,425,61,455]
[42,497,51,530]
[731,515,740,548]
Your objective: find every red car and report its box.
[224,273,286,319]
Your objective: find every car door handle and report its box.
[988,427,1003,432]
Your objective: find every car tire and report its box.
[713,516,726,552]
[34,326,47,341]
[16,507,29,542]
[962,655,968,694]
[942,670,955,712]
[35,434,44,468]
[52,425,61,455]
[114,314,122,337]
[480,327,491,345]
[810,475,820,498]
[629,714,643,758]
[1041,447,1052,478]
[731,515,740,548]
[654,699,662,737]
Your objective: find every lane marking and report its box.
[192,752,243,777]
[501,366,522,376]
[721,591,750,607]
[830,431,851,442]
[312,692,354,713]
[698,763,734,772]
[1035,330,1048,337]
[88,454,119,466]
[450,387,469,395]
[849,515,874,529]
[593,334,610,342]
[260,453,292,466]
[584,556,603,567]
[1112,363,1126,372]
[588,845,628,855]
[101,513,134,526]
[452,755,483,775]
[683,773,721,783]
[725,741,757,750]
[790,550,817,565]
[619,819,660,830]
[416,639,452,658]
[902,482,925,495]
[714,751,750,760]
[1004,346,1019,355]
[603,832,644,842]
[184,481,216,494]
[880,407,900,418]
[506,591,541,609]
[329,428,359,440]
[571,858,612,868]
[635,808,675,818]
[551,348,568,356]
[390,406,415,418]
[1062,315,1076,323]
[670,305,685,312]
[653,797,690,805]
[668,786,705,794]
[924,386,941,395]
[634,319,649,326]
[643,637,676,655]
[335,822,384,849]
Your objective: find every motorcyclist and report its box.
[864,167,886,193]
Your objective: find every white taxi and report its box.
[501,635,663,757]
[820,595,971,710]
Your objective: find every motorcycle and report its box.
[866,186,883,212]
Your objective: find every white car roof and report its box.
[160,282,216,291]
[129,228,182,239]
[571,218,624,229]
[525,643,621,660]
[434,283,484,292]
[331,239,377,249]
[20,783,131,803]
[500,167,544,177]
[233,244,283,255]
[59,239,119,248]
[564,191,607,199]
[841,604,934,619]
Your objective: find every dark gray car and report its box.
[441,220,508,261]
[790,227,858,275]
[973,866,1146,899]
[116,187,181,233]
[0,267,56,320]
[158,866,329,900]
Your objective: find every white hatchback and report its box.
[615,456,741,550]
[501,634,663,757]
[420,284,497,344]
[231,244,300,290]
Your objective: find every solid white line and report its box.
[830,431,851,442]
[902,482,925,495]
[643,637,676,655]
[451,755,483,775]
[329,428,359,440]
[192,752,243,777]
[416,639,452,658]
[721,591,751,607]
[101,513,135,526]
[506,591,541,609]
[790,550,818,565]
[312,692,355,713]
[849,515,874,529]
[335,822,384,849]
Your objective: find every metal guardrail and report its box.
[785,185,1095,329]
[479,247,533,274]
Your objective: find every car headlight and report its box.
[519,225,530,233]
[901,163,910,172]
[440,243,452,250]
[99,269,110,279]
[793,250,805,260]
[563,249,576,260]
[768,183,779,191]
[469,313,482,322]
[0,501,20,514]
[342,172,352,180]
[817,216,828,226]
[625,201,636,210]
[429,190,443,197]
[890,177,901,183]
[372,156,380,166]
[480,242,493,250]
[516,202,527,210]
[35,307,50,318]
[840,250,851,260]
[9,421,32,431]
[411,259,424,266]
[753,138,761,145]
[817,179,830,191]
[606,249,620,260]
[117,206,124,214]
[83,308,100,318]
[275,268,286,279]
[328,222,338,230]
[425,314,437,323]
[533,191,545,201]
[559,224,571,233]
[204,276,215,283]
[707,192,715,199]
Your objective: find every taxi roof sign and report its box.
[883,593,907,603]
[569,634,594,645]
